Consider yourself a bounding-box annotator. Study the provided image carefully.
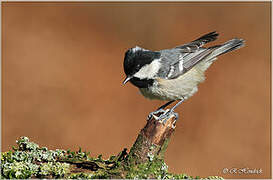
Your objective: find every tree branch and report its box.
[1,112,223,179]
[127,113,176,165]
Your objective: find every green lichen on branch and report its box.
[1,137,70,179]
[1,137,223,179]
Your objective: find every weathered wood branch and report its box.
[127,113,177,165]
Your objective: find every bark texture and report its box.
[127,113,177,165]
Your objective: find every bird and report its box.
[122,31,245,122]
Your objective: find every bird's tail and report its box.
[207,38,245,59]
[196,38,245,72]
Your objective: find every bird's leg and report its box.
[158,98,185,123]
[157,100,176,111]
[169,98,184,112]
[147,100,175,120]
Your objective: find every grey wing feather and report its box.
[157,32,244,80]
[162,48,214,79]
[182,48,214,70]
[157,48,213,79]
[175,31,219,53]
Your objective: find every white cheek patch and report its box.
[134,59,161,79]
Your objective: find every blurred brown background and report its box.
[2,2,271,179]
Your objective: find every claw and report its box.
[148,108,179,125]
[152,114,159,120]
[147,99,183,124]
[147,108,167,120]
[159,110,178,124]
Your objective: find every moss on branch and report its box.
[1,114,223,179]
[1,137,223,179]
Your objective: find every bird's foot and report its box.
[147,108,166,121]
[147,109,178,124]
[158,109,179,124]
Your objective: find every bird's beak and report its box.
[123,76,132,85]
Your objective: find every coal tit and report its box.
[123,31,244,121]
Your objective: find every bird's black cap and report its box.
[123,47,160,77]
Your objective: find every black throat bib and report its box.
[130,77,154,88]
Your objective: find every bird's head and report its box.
[123,46,161,88]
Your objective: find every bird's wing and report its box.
[156,31,220,79]
[159,48,215,79]
[157,31,219,79]
[175,31,219,52]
